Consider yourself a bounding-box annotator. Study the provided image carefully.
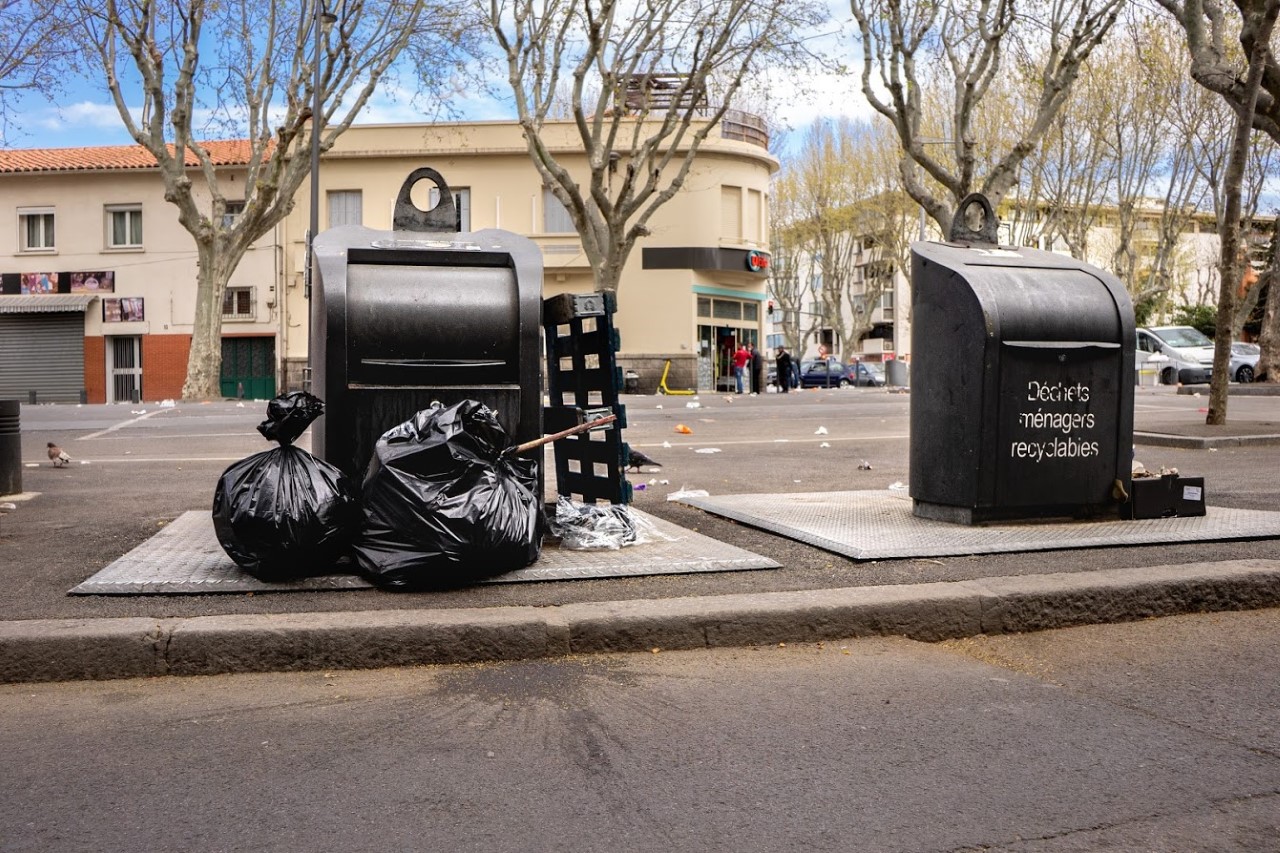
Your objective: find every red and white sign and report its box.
[745,250,770,272]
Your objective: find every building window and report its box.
[19,208,55,251]
[221,200,245,228]
[106,205,143,248]
[746,188,762,243]
[428,187,472,231]
[721,186,742,241]
[542,188,575,233]
[222,286,255,320]
[328,190,363,228]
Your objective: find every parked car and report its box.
[1136,326,1214,385]
[797,358,885,388]
[1230,341,1261,383]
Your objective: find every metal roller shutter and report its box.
[0,313,86,403]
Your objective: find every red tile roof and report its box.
[0,139,257,174]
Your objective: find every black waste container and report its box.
[909,195,1135,524]
[0,400,20,496]
[310,168,544,480]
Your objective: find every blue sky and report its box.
[6,1,863,152]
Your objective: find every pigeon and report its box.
[47,442,72,467]
[627,448,662,472]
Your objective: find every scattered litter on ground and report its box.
[858,460,872,470]
[667,487,710,501]
[888,481,907,491]
[695,447,722,454]
[815,426,828,435]
[675,424,693,434]
[820,442,830,448]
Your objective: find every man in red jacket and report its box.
[733,343,750,394]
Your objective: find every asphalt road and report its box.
[2,386,1279,621]
[2,608,1277,852]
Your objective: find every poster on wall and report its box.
[71,271,114,293]
[103,297,144,322]
[19,272,58,293]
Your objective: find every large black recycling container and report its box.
[310,168,543,480]
[909,194,1135,524]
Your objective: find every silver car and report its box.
[1230,342,1261,383]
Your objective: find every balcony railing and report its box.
[721,109,769,149]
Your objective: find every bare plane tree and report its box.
[1156,0,1280,423]
[71,0,474,400]
[849,0,1125,236]
[484,0,823,294]
[0,0,87,143]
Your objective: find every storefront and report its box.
[695,288,764,391]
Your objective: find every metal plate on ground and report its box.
[678,490,1280,560]
[69,509,778,595]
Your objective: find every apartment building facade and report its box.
[0,119,776,403]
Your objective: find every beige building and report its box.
[0,119,776,403]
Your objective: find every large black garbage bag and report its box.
[353,400,543,590]
[212,392,360,580]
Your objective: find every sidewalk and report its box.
[3,388,1280,683]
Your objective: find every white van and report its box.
[1136,326,1214,385]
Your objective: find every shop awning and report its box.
[0,294,98,314]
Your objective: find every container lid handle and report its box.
[948,193,998,245]
[392,167,460,233]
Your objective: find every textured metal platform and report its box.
[69,510,778,595]
[678,490,1280,560]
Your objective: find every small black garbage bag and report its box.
[353,400,543,590]
[212,392,360,580]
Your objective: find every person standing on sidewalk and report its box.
[733,342,750,394]
[775,346,793,394]
[750,343,765,394]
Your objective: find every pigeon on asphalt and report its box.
[627,448,661,472]
[47,442,72,467]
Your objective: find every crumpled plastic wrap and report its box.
[353,400,543,589]
[211,392,360,580]
[548,496,673,550]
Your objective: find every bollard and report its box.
[0,401,21,496]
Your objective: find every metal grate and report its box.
[678,490,1280,560]
[69,509,778,595]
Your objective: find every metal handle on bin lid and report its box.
[392,167,460,233]
[948,192,998,246]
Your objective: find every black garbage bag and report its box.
[353,400,543,590]
[211,392,360,580]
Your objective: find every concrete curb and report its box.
[3,559,1279,683]
[1177,384,1280,396]
[1134,431,1280,448]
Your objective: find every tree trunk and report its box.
[1258,264,1280,380]
[1206,2,1276,424]
[181,240,232,401]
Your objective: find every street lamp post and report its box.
[305,3,338,301]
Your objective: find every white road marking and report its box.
[79,409,169,441]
